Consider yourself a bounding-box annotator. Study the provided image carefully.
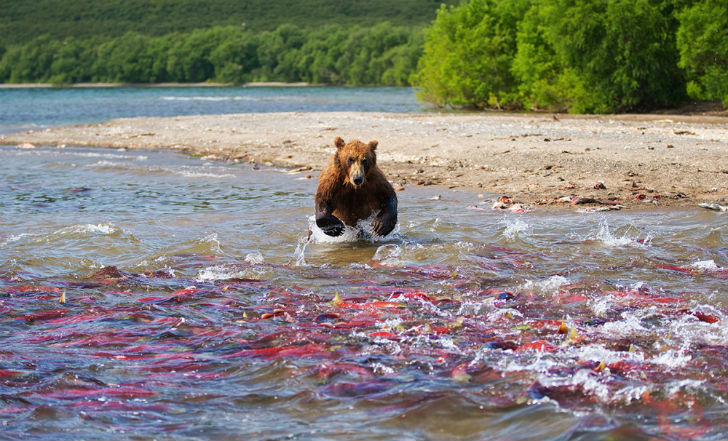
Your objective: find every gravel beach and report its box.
[2,111,727,211]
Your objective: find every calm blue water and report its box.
[0,86,423,135]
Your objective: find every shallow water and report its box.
[2,145,728,440]
[0,86,422,134]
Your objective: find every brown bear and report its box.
[314,136,397,237]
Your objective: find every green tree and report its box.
[412,0,531,109]
[93,32,157,83]
[512,3,585,112]
[677,0,728,106]
[47,38,94,84]
[209,33,259,84]
[4,36,56,82]
[513,0,685,113]
[255,24,306,81]
[166,28,222,82]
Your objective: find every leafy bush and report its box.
[676,0,728,106]
[412,0,532,109]
[544,0,685,113]
[416,0,691,113]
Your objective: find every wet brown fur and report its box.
[315,136,397,234]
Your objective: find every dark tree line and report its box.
[0,24,422,86]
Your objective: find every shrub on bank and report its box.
[412,0,531,109]
[513,0,685,113]
[676,0,728,106]
[413,0,720,112]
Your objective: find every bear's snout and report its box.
[349,163,366,187]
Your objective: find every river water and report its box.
[0,86,422,135]
[1,88,728,440]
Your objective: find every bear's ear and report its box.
[334,136,345,150]
[368,140,378,151]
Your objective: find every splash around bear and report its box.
[314,136,398,237]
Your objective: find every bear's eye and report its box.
[361,158,368,166]
[347,157,355,166]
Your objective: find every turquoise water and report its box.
[0,86,422,134]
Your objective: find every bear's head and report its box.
[334,136,378,188]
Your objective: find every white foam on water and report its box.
[0,233,30,247]
[370,362,395,375]
[521,275,570,294]
[612,385,651,405]
[436,336,461,353]
[501,217,530,241]
[306,214,400,244]
[487,308,524,322]
[665,379,706,396]
[244,251,264,265]
[457,301,491,317]
[591,218,650,248]
[364,336,402,355]
[175,170,235,179]
[60,151,148,161]
[196,265,230,282]
[574,344,645,365]
[308,223,363,244]
[160,96,261,102]
[650,349,692,368]
[56,223,118,235]
[372,243,403,266]
[570,369,612,403]
[501,353,559,374]
[199,233,222,254]
[600,311,650,338]
[196,263,264,282]
[666,308,728,346]
[588,296,612,317]
[375,319,404,335]
[87,160,125,168]
[691,259,721,271]
[292,235,311,267]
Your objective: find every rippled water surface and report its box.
[2,145,728,440]
[0,86,422,134]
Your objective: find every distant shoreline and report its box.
[0,82,317,89]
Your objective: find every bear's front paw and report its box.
[371,213,396,237]
[317,216,345,237]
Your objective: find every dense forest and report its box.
[414,0,727,112]
[1,0,726,113]
[0,24,423,86]
[0,0,453,45]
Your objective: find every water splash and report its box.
[306,214,400,244]
[501,217,530,241]
[292,235,311,266]
[56,223,119,235]
[592,218,651,247]
[692,259,721,271]
[244,251,264,265]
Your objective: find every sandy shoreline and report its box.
[2,111,727,211]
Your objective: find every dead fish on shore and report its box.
[699,202,728,212]
[490,195,526,213]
